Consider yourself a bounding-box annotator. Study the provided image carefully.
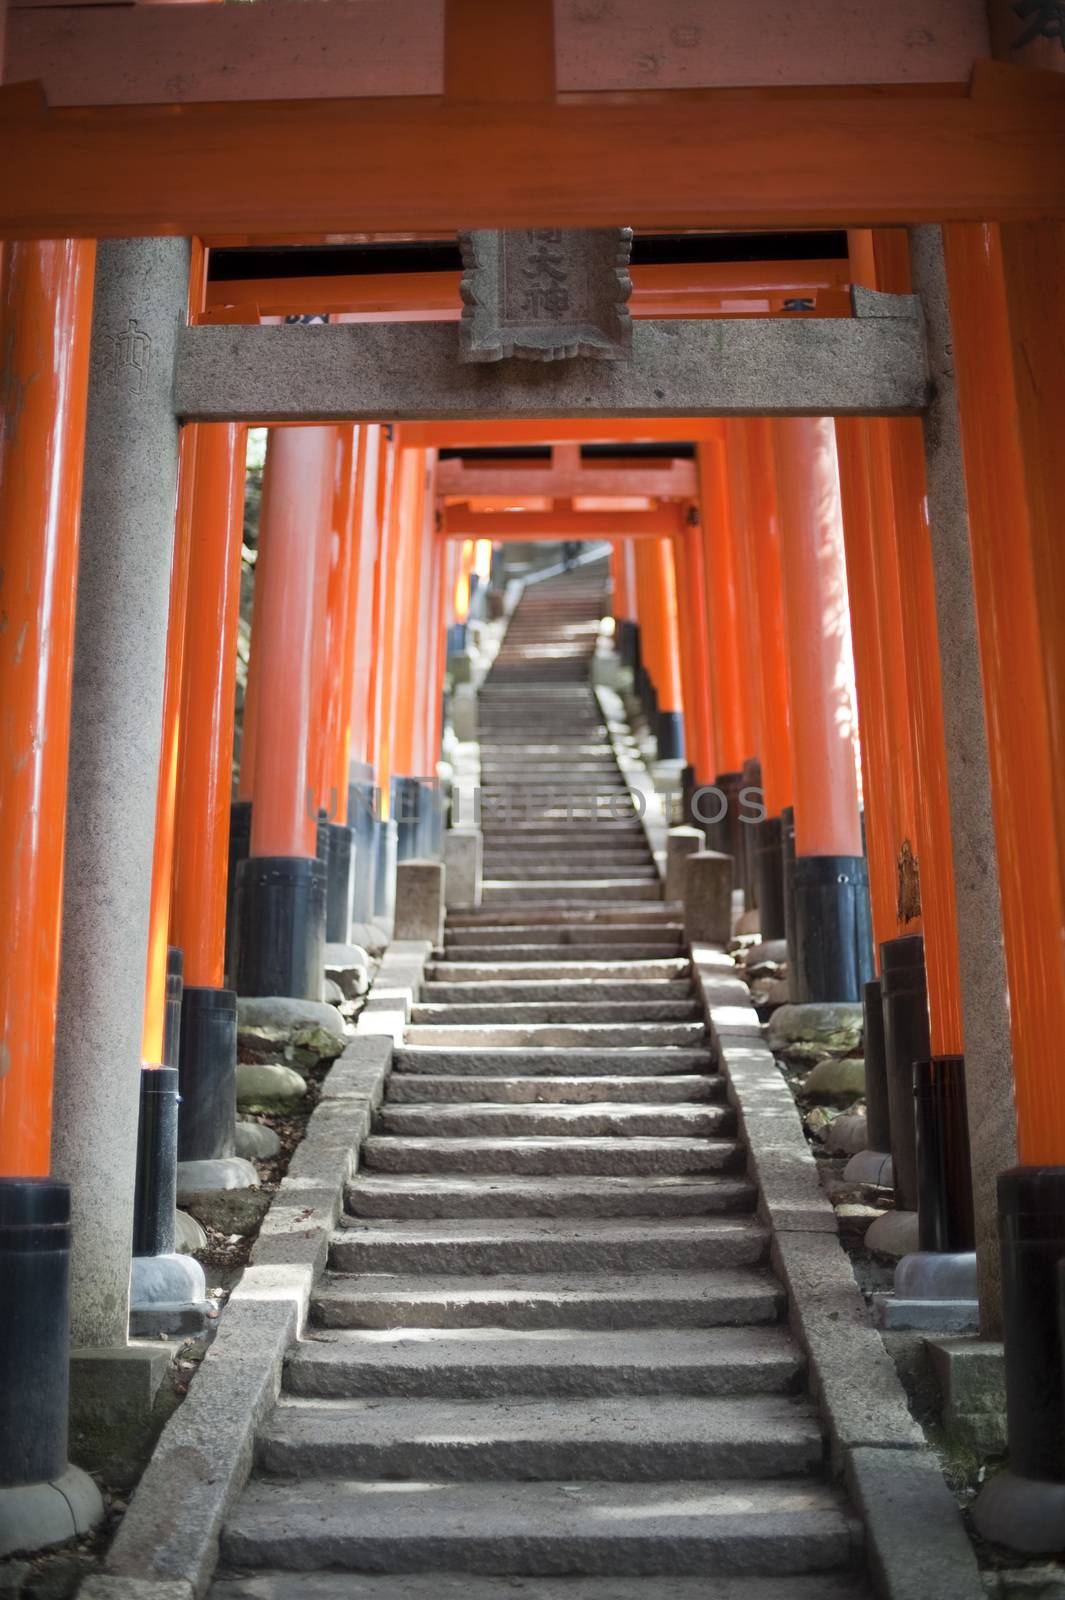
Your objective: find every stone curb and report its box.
[91,942,434,1600]
[690,948,984,1600]
[593,683,671,875]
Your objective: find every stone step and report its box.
[345,1173,755,1219]
[375,1102,733,1142]
[443,925,682,947]
[284,1324,803,1400]
[477,826,647,842]
[445,904,680,925]
[419,982,695,1004]
[480,852,655,867]
[329,1214,762,1274]
[312,1268,785,1331]
[410,1001,701,1024]
[427,959,689,982]
[483,885,661,904]
[425,940,681,966]
[402,1023,706,1049]
[361,1135,743,1178]
[384,1074,724,1105]
[210,1571,873,1600]
[221,1476,858,1576]
[481,865,659,882]
[256,1394,823,1481]
[392,1047,713,1076]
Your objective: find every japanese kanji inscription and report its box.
[458,228,634,362]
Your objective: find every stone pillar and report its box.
[444,828,483,909]
[394,859,445,945]
[683,851,733,948]
[909,224,1017,1335]
[51,238,190,1348]
[665,826,705,903]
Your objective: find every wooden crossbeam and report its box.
[440,502,687,539]
[1,70,1063,238]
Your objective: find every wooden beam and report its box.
[201,260,852,322]
[440,503,687,539]
[2,74,1064,238]
[172,310,927,423]
[436,456,698,498]
[402,420,725,447]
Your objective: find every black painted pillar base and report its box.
[862,977,893,1154]
[177,986,237,1162]
[792,853,873,1004]
[880,933,930,1213]
[234,854,327,1000]
[373,818,399,924]
[164,945,183,1071]
[752,814,786,941]
[391,775,421,862]
[132,1066,178,1257]
[0,1178,104,1555]
[322,821,356,942]
[915,1054,975,1255]
[655,709,684,762]
[349,775,379,926]
[972,1167,1065,1553]
[225,799,252,986]
[740,757,762,909]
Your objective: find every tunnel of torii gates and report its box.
[2,0,1065,1560]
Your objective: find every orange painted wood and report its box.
[2,82,1064,238]
[201,260,851,322]
[170,424,246,990]
[404,421,725,449]
[773,417,862,860]
[444,0,554,102]
[367,430,398,799]
[248,426,337,859]
[696,436,753,775]
[0,238,94,1176]
[723,421,763,766]
[439,504,686,540]
[388,447,428,780]
[678,519,716,782]
[945,219,1065,1163]
[346,424,383,772]
[317,426,361,822]
[435,456,698,500]
[741,418,793,817]
[142,424,198,1067]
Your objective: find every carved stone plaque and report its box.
[458,228,633,363]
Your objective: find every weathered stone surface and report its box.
[237,997,347,1061]
[323,978,345,1006]
[173,1208,206,1253]
[845,1445,985,1600]
[804,1057,866,1102]
[176,1156,259,1196]
[665,826,705,902]
[347,1173,755,1220]
[235,1062,306,1105]
[926,1336,1007,1454]
[210,1577,869,1600]
[444,827,483,908]
[234,1120,282,1160]
[825,1112,869,1156]
[393,859,445,944]
[767,1003,863,1058]
[683,851,733,946]
[865,1209,920,1260]
[324,943,371,999]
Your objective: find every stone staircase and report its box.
[213,570,871,1598]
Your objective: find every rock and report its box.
[745,939,789,967]
[803,1104,837,1140]
[176,1156,260,1198]
[762,976,793,1006]
[234,1119,282,1160]
[767,1001,863,1060]
[237,996,347,1063]
[325,942,372,999]
[804,1057,867,1103]
[350,922,390,958]
[865,1208,920,1260]
[735,907,761,936]
[174,1208,207,1253]
[235,1060,307,1105]
[825,1110,869,1155]
[323,978,346,1006]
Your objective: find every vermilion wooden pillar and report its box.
[674,520,715,785]
[168,423,246,1162]
[141,427,198,1069]
[236,425,336,999]
[696,434,755,781]
[388,446,429,856]
[774,417,869,1003]
[317,425,361,825]
[0,240,95,1177]
[945,220,1065,1166]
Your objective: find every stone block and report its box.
[683,851,733,946]
[69,1344,174,1489]
[926,1336,1007,1453]
[452,683,478,741]
[444,828,483,908]
[236,996,347,1061]
[845,1445,985,1600]
[664,827,704,902]
[393,860,445,945]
